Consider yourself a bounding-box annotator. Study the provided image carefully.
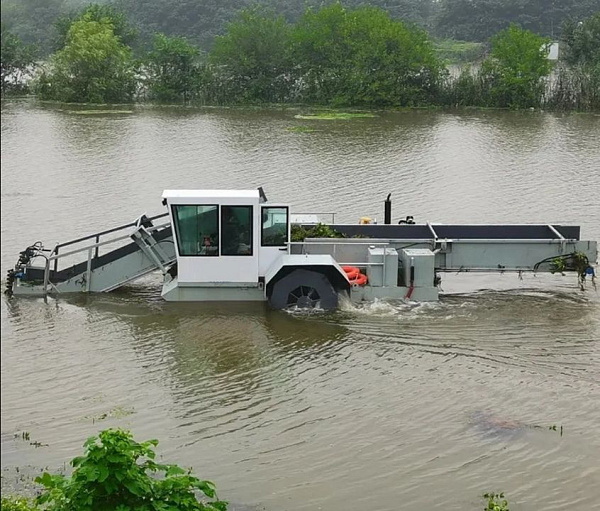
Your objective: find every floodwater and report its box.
[1,100,599,510]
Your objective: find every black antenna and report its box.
[258,187,268,203]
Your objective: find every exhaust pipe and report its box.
[384,193,392,225]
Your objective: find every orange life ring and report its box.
[342,266,360,279]
[351,273,368,286]
[342,266,368,286]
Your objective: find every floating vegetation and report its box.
[65,110,134,115]
[294,112,377,120]
[84,405,135,423]
[286,125,316,133]
[548,424,564,436]
[28,441,48,449]
[13,432,48,448]
[483,492,510,511]
[546,251,595,290]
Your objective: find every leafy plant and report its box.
[550,256,567,274]
[0,497,38,511]
[34,428,227,511]
[291,223,345,242]
[548,251,594,290]
[483,492,509,511]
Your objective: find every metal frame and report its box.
[41,215,171,294]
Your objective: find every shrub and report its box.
[34,428,227,511]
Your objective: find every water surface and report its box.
[1,100,599,510]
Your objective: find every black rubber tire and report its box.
[268,269,338,310]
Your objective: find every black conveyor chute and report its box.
[24,226,174,284]
[313,224,581,240]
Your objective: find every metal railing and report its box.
[292,212,337,224]
[41,213,172,294]
[49,212,170,274]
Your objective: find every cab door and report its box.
[258,206,289,275]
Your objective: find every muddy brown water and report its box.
[1,100,599,510]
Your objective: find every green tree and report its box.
[36,15,137,103]
[482,24,552,108]
[146,33,201,102]
[561,13,600,67]
[53,3,138,51]
[1,22,35,95]
[210,7,292,103]
[0,0,65,51]
[291,2,443,106]
[34,428,227,511]
[434,0,600,42]
[554,13,600,111]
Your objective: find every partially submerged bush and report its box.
[483,492,509,511]
[34,428,227,511]
[0,497,37,511]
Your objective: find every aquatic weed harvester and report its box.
[5,189,597,309]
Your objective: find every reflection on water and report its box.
[1,100,599,511]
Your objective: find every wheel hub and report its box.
[287,285,320,308]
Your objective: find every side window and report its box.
[172,205,219,256]
[261,207,288,246]
[222,206,253,256]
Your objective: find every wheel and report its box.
[268,269,339,310]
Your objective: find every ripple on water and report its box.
[2,104,600,510]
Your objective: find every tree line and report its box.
[2,0,599,53]
[1,3,599,111]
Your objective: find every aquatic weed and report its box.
[483,492,509,511]
[34,428,227,510]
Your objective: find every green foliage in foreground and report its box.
[32,428,227,511]
[483,492,509,511]
[0,497,37,511]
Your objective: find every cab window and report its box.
[172,205,219,256]
[261,207,288,246]
[222,206,253,256]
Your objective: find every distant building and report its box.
[547,42,560,60]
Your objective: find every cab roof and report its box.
[162,190,260,199]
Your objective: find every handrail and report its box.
[287,241,390,246]
[292,212,336,223]
[41,219,173,293]
[48,221,171,262]
[55,212,169,250]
